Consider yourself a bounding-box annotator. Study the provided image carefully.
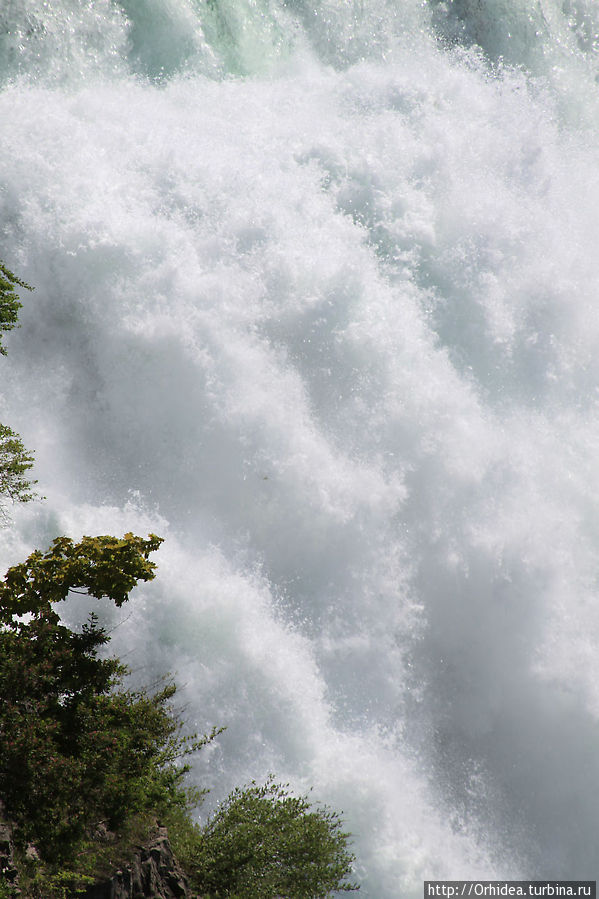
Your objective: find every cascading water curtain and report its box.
[2,0,599,893]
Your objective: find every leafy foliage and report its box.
[0,533,206,870]
[0,262,31,356]
[0,260,36,518]
[175,777,359,898]
[0,877,17,899]
[0,424,36,507]
[0,532,163,620]
[14,864,94,899]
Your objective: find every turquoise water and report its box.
[2,0,599,892]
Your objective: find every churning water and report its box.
[2,0,599,892]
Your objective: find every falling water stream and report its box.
[2,0,599,893]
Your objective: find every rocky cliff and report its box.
[81,827,199,899]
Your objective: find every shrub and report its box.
[175,777,359,898]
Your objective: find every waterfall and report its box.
[2,0,599,892]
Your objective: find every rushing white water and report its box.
[2,0,599,892]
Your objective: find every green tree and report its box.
[0,261,31,356]
[0,260,36,518]
[176,777,359,898]
[0,424,36,507]
[0,533,210,870]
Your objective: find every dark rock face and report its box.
[81,828,199,899]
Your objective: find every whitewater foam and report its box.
[2,0,599,892]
